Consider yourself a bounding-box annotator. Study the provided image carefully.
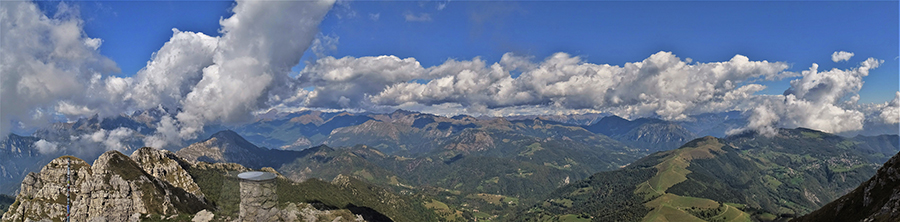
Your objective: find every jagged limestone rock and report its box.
[2,151,212,221]
[130,147,204,198]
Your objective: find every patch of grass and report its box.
[829,163,867,173]
[424,199,450,211]
[645,194,718,210]
[543,162,572,170]
[466,193,515,206]
[643,204,706,222]
[724,203,745,209]
[519,143,544,156]
[709,204,751,222]
[757,213,777,221]
[558,214,591,222]
[763,175,782,191]
[352,169,375,181]
[388,176,400,185]
[473,211,492,221]
[549,198,574,208]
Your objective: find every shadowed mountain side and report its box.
[850,134,900,164]
[176,130,318,169]
[585,115,699,152]
[0,134,52,195]
[792,151,900,222]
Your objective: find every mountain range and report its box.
[0,109,897,221]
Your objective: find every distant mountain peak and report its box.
[600,115,628,122]
[211,129,241,140]
[390,109,419,116]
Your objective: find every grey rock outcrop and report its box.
[2,151,212,221]
[130,147,204,198]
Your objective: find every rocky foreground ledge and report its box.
[1,148,212,221]
[1,147,373,222]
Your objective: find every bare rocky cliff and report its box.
[130,147,204,198]
[2,150,212,221]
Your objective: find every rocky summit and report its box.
[130,147,205,198]
[2,150,212,221]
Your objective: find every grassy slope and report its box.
[634,137,750,222]
[518,129,883,222]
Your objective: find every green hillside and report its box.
[517,128,884,222]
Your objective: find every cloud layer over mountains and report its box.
[1,0,897,149]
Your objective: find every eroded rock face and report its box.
[130,147,204,198]
[2,151,212,221]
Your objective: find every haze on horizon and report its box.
[1,0,898,149]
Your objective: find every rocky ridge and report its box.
[130,147,205,198]
[2,151,212,221]
[2,146,379,221]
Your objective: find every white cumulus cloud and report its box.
[878,92,900,125]
[298,55,427,108]
[832,51,855,62]
[730,58,883,136]
[0,1,120,138]
[127,29,219,111]
[366,51,792,120]
[144,0,336,147]
[33,139,60,154]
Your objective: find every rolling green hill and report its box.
[517,128,888,222]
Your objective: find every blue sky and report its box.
[42,0,898,103]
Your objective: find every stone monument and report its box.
[237,171,277,221]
